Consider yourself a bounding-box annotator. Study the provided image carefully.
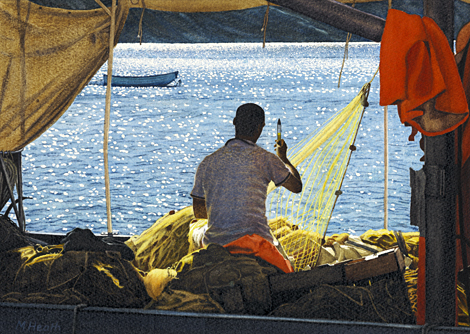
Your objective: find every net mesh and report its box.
[267,81,372,271]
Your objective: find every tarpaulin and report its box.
[0,0,129,151]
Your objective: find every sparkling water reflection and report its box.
[21,42,422,236]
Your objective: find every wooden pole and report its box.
[98,0,116,236]
[423,0,456,326]
[384,106,388,230]
[268,0,385,42]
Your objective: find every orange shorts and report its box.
[224,234,294,273]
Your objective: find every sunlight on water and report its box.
[21,43,421,236]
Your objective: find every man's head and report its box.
[233,103,265,137]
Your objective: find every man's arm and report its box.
[192,197,208,219]
[276,139,302,193]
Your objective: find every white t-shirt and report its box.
[190,138,290,246]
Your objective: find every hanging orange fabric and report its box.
[380,9,468,136]
[224,234,294,273]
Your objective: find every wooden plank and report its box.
[269,247,404,307]
[269,263,344,307]
[268,0,385,42]
[344,248,403,282]
[270,263,344,296]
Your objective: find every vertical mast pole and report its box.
[423,0,456,326]
[101,0,116,236]
[383,0,391,231]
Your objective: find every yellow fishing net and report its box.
[267,81,372,271]
[127,79,374,274]
[125,206,196,271]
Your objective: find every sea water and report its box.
[20,42,423,236]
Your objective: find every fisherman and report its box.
[190,103,302,273]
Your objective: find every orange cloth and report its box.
[380,9,468,136]
[224,234,294,273]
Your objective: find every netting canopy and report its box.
[0,0,129,151]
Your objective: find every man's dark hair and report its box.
[233,103,265,136]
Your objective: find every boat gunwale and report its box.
[102,71,179,87]
[1,300,458,334]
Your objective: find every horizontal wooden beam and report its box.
[268,0,386,42]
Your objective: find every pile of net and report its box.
[125,206,199,271]
[0,244,150,307]
[0,218,150,308]
[1,207,468,325]
[123,207,419,323]
[142,241,414,324]
[125,207,470,325]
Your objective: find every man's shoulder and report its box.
[252,144,279,159]
[205,145,227,158]
[198,145,226,165]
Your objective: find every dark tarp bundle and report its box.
[268,276,415,324]
[0,244,150,308]
[61,227,135,261]
[0,215,35,252]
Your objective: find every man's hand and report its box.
[275,139,288,160]
[274,139,302,193]
[192,197,208,219]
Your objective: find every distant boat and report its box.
[103,71,179,87]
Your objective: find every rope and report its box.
[338,32,352,88]
[261,3,270,48]
[421,323,437,334]
[72,304,87,334]
[337,0,356,88]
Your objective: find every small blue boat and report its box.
[103,71,179,87]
